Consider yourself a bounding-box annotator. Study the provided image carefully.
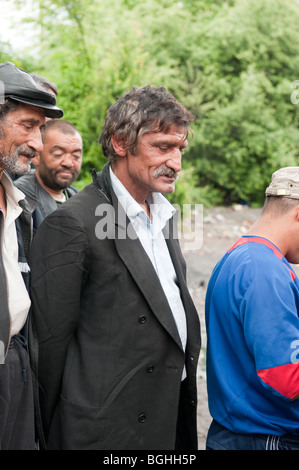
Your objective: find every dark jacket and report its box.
[29,163,201,450]
[0,177,36,359]
[14,170,78,229]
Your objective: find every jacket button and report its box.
[138,413,146,423]
[147,365,155,373]
[138,315,147,324]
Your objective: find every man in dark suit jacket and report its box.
[29,85,201,450]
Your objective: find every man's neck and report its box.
[246,216,287,257]
[111,163,150,204]
[110,163,152,217]
[139,200,151,218]
[35,170,65,201]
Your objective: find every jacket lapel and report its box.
[165,221,202,355]
[112,190,183,349]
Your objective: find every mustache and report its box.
[153,164,178,180]
[16,145,37,159]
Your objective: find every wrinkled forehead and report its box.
[138,120,190,141]
[4,101,46,122]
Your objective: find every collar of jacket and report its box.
[17,195,38,259]
[92,163,113,204]
[15,170,78,203]
[18,192,38,215]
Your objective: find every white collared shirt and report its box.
[1,172,31,337]
[110,167,187,377]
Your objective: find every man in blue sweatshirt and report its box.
[206,166,299,450]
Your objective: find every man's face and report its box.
[36,128,82,190]
[113,127,188,201]
[0,103,45,175]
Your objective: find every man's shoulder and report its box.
[14,170,37,196]
[221,240,281,273]
[214,240,290,289]
[66,185,79,197]
[56,180,111,214]
[210,243,257,286]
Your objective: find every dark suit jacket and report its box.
[14,170,78,229]
[29,163,201,450]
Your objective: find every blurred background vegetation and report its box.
[1,0,299,207]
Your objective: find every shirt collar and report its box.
[109,166,144,220]
[109,166,176,230]
[0,171,26,222]
[1,171,26,206]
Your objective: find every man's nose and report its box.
[166,149,182,173]
[28,128,43,153]
[61,153,75,167]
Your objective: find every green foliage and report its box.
[3,0,299,206]
[185,0,299,205]
[0,43,35,71]
[167,163,223,208]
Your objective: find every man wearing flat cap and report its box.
[0,61,63,449]
[205,166,299,450]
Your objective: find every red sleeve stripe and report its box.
[257,362,299,399]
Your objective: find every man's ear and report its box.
[111,136,127,157]
[293,204,299,223]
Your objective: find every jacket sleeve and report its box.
[29,210,89,437]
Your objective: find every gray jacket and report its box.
[14,170,78,229]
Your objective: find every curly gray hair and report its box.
[99,85,195,163]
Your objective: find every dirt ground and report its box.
[181,204,263,450]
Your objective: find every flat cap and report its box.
[265,167,299,199]
[0,62,63,118]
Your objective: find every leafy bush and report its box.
[3,0,299,206]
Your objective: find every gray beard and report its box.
[0,155,31,175]
[0,145,36,175]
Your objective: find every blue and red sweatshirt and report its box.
[205,236,299,436]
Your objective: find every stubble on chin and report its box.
[0,145,36,176]
[0,153,31,176]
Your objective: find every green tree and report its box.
[185,0,299,204]
[22,0,187,187]
[3,0,299,206]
